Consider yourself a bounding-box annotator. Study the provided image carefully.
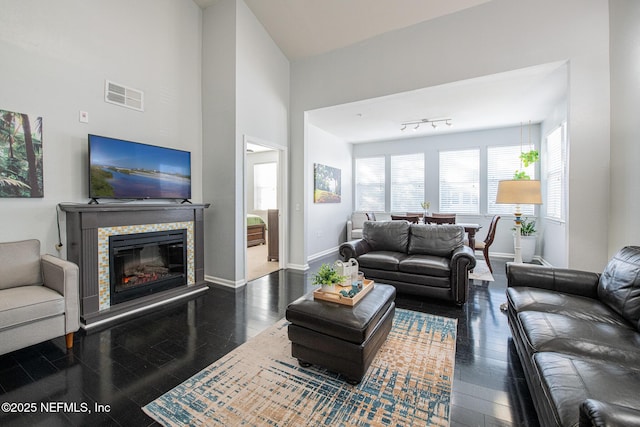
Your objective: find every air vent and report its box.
[104,80,144,112]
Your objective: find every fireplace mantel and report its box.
[59,202,210,329]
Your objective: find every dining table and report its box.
[458,222,482,249]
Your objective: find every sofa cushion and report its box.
[0,286,64,330]
[0,239,43,290]
[399,255,450,278]
[533,352,640,427]
[517,311,640,364]
[358,251,407,272]
[407,224,464,256]
[363,221,410,253]
[597,246,640,325]
[507,287,629,327]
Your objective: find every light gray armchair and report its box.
[347,212,369,241]
[0,239,79,355]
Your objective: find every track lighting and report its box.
[400,118,452,132]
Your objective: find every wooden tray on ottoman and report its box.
[313,279,374,306]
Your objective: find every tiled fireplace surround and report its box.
[59,203,209,329]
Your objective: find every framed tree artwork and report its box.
[0,109,43,197]
[314,163,341,203]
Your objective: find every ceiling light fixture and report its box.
[400,118,452,132]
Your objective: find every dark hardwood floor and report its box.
[0,256,539,426]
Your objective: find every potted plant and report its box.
[513,149,539,180]
[420,201,431,217]
[513,217,537,262]
[312,263,348,292]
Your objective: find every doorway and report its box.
[244,136,287,281]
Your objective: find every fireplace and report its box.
[59,202,209,329]
[109,229,187,305]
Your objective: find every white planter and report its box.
[519,235,537,263]
[321,283,334,292]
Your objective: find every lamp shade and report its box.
[496,180,542,204]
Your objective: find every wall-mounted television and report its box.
[89,134,191,201]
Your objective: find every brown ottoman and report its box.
[285,284,396,384]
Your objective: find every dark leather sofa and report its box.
[506,246,640,427]
[339,221,476,305]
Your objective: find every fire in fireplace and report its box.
[109,229,187,305]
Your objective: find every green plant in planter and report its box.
[513,149,539,180]
[513,217,537,236]
[312,263,348,288]
[520,150,539,167]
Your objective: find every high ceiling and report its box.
[193,1,567,143]
[193,0,492,60]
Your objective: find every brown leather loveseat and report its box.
[507,246,640,426]
[339,221,476,305]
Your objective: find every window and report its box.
[254,162,277,210]
[390,153,424,211]
[546,124,565,220]
[487,145,535,215]
[355,157,385,211]
[439,149,479,214]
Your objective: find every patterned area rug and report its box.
[143,308,457,426]
[469,259,495,282]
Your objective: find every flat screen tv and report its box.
[88,134,191,201]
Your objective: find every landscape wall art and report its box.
[0,109,43,198]
[314,163,341,203]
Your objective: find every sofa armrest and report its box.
[41,254,80,334]
[339,239,372,260]
[506,263,600,299]
[451,245,476,268]
[346,220,354,240]
[450,245,476,305]
[580,399,640,427]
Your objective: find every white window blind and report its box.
[254,162,277,210]
[439,149,479,214]
[390,153,424,212]
[355,157,385,211]
[487,145,535,215]
[546,125,565,220]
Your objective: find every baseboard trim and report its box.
[204,274,245,289]
[286,262,309,271]
[485,251,546,264]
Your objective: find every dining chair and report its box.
[391,214,420,224]
[432,213,457,221]
[424,215,456,225]
[475,215,501,273]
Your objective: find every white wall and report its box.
[291,0,611,272]
[202,0,289,286]
[352,126,542,258]
[0,0,203,255]
[306,124,353,260]
[609,0,640,256]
